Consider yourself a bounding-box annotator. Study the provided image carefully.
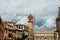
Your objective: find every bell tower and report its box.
[28,14,34,40]
[28,14,34,29]
[56,7,60,40]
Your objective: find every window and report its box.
[11,24,13,26]
[44,37,47,40]
[8,34,13,38]
[16,26,19,29]
[19,26,23,29]
[24,26,28,31]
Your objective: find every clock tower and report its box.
[28,14,34,40]
[56,7,60,40]
[28,14,34,29]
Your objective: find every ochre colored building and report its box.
[3,14,34,40]
[4,22,15,40]
[4,22,16,40]
[0,17,5,40]
[0,14,34,40]
[15,24,28,40]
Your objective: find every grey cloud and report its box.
[0,0,60,30]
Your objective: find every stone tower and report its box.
[0,17,5,40]
[28,14,34,40]
[56,7,60,40]
[28,14,34,29]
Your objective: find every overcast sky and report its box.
[0,0,60,30]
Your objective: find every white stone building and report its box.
[33,29,58,40]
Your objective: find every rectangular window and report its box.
[19,26,23,29]
[24,26,28,31]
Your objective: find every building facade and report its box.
[15,24,28,40]
[0,17,5,40]
[0,13,59,40]
[4,22,16,40]
[4,22,29,40]
[3,14,34,40]
[34,29,58,40]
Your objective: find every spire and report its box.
[28,14,33,21]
